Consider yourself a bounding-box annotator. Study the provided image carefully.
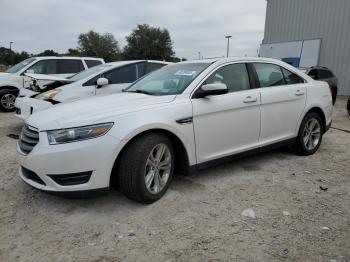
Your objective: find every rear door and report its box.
[253,63,307,145]
[57,59,85,78]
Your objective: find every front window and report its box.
[5,58,36,73]
[125,63,210,95]
[28,59,57,74]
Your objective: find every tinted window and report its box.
[308,69,317,79]
[145,63,166,74]
[281,68,304,84]
[85,59,103,68]
[103,64,137,84]
[254,63,285,87]
[205,63,250,93]
[28,59,57,74]
[58,59,84,74]
[136,62,146,77]
[317,69,333,79]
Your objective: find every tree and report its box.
[36,49,59,57]
[0,47,30,65]
[77,30,121,62]
[66,48,81,56]
[123,24,175,61]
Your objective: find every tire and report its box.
[291,112,324,156]
[347,98,350,116]
[117,133,174,204]
[0,89,18,112]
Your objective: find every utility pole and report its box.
[225,36,232,57]
[9,41,14,66]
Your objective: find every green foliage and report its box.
[77,30,121,62]
[124,24,175,61]
[36,49,59,56]
[0,47,30,65]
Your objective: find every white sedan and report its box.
[15,60,169,119]
[16,57,333,203]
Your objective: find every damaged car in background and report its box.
[0,56,104,112]
[15,60,169,119]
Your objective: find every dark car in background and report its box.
[303,66,338,105]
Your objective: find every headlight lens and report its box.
[47,123,113,145]
[36,89,61,100]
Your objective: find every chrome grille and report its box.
[19,124,39,154]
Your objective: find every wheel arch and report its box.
[301,106,327,133]
[0,85,20,93]
[110,128,191,187]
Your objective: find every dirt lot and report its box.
[0,98,349,262]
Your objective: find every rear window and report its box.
[317,69,334,79]
[85,59,103,68]
[57,59,84,74]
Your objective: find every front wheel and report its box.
[117,133,174,204]
[0,89,17,112]
[292,112,324,155]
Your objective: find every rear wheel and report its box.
[292,112,323,155]
[117,133,174,204]
[0,89,17,112]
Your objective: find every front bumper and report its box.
[15,97,53,120]
[16,131,126,193]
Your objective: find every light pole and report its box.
[225,35,232,57]
[198,51,201,60]
[9,41,14,66]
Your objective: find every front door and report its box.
[191,63,261,163]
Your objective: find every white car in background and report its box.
[16,57,333,204]
[15,60,169,119]
[0,56,104,111]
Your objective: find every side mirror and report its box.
[194,83,228,98]
[96,77,109,89]
[26,69,34,74]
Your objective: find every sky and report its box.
[0,0,267,60]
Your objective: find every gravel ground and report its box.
[0,97,349,262]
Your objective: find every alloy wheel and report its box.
[1,93,16,110]
[303,118,321,150]
[144,143,172,194]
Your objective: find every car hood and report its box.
[26,93,177,130]
[0,72,14,78]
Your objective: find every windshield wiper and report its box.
[123,89,155,95]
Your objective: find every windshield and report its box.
[5,58,36,73]
[125,63,210,95]
[69,64,112,81]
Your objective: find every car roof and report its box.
[33,56,104,61]
[178,57,288,65]
[105,60,171,67]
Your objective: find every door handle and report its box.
[243,96,258,103]
[295,90,305,96]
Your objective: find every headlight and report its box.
[36,89,61,100]
[47,123,113,145]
